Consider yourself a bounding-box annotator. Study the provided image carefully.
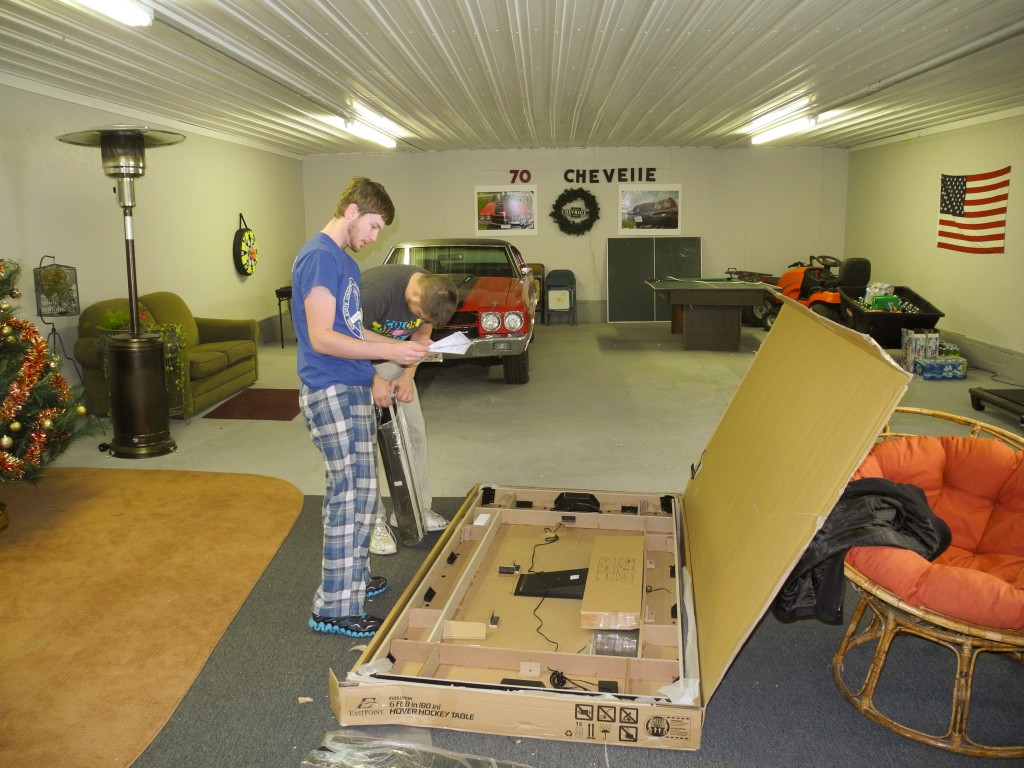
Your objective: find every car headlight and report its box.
[504,311,525,332]
[480,312,501,332]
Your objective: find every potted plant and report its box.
[36,264,80,316]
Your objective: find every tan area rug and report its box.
[0,467,303,768]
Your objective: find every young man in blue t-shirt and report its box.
[292,177,430,637]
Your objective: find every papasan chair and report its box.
[832,407,1023,758]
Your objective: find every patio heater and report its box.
[57,126,184,458]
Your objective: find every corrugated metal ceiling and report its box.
[1,0,1022,157]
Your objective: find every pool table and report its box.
[646,277,773,351]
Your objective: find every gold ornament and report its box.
[9,421,21,433]
[0,435,12,449]
[41,418,53,430]
[76,405,87,417]
[9,288,20,300]
[0,326,10,337]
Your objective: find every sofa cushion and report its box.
[187,348,228,379]
[219,339,257,366]
[848,435,1024,632]
[187,341,256,379]
[140,291,200,348]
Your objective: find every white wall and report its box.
[302,146,849,308]
[2,83,848,342]
[0,85,306,357]
[845,115,1023,355]
[7,83,1019,364]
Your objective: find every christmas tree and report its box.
[0,259,87,529]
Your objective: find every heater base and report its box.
[106,333,176,459]
[108,440,177,459]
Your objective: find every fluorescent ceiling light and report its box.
[751,117,816,144]
[321,115,397,148]
[344,120,397,148]
[743,98,810,134]
[63,0,153,27]
[814,110,851,129]
[352,103,402,137]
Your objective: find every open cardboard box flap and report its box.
[686,295,911,705]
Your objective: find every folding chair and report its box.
[544,269,576,325]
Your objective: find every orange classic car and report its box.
[382,238,537,384]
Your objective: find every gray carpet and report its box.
[131,495,1024,768]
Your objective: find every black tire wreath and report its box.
[550,187,600,235]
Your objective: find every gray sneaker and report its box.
[387,510,448,532]
[369,518,397,555]
[424,509,449,532]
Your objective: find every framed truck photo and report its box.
[618,184,681,235]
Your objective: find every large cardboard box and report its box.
[330,297,911,751]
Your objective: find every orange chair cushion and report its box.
[846,435,1024,632]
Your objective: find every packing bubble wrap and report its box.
[302,729,535,768]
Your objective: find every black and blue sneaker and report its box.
[366,575,389,598]
[309,612,383,637]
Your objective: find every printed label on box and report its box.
[340,690,699,748]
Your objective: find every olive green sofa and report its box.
[74,291,259,417]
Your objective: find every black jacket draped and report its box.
[772,477,952,624]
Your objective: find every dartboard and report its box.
[233,226,258,276]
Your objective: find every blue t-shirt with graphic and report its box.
[291,232,374,389]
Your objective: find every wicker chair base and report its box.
[833,565,1024,759]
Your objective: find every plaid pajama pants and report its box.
[300,382,377,618]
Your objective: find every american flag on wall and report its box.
[937,166,1010,254]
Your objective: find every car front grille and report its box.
[447,311,477,326]
[436,311,480,339]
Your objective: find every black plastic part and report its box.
[514,569,588,599]
[501,678,545,688]
[553,492,601,513]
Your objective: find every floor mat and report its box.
[203,388,300,421]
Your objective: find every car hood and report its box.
[449,274,525,312]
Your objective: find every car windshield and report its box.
[389,245,514,278]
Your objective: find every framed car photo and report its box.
[474,186,537,236]
[618,184,681,235]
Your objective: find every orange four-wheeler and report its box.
[764,255,871,328]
